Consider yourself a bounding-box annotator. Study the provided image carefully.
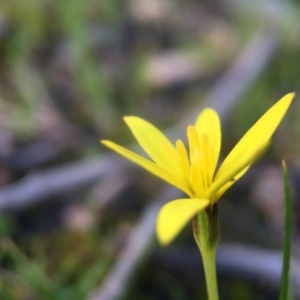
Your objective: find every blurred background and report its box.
[0,0,300,299]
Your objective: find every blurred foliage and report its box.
[0,0,300,299]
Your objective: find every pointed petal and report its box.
[214,143,269,202]
[215,93,294,182]
[195,108,221,173]
[101,140,193,196]
[215,166,249,200]
[124,116,180,173]
[156,198,210,245]
[209,141,269,201]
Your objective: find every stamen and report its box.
[190,150,202,196]
[176,139,190,176]
[187,126,200,159]
[189,159,197,190]
[198,134,212,192]
[209,145,216,178]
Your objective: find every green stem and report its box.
[193,205,220,300]
[202,250,219,300]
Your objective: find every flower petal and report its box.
[195,108,221,173]
[101,140,193,196]
[213,143,269,202]
[215,93,294,184]
[124,116,180,172]
[156,198,210,245]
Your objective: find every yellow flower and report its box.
[101,93,294,245]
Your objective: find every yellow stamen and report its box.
[187,126,200,159]
[176,139,190,176]
[190,151,199,196]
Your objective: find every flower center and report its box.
[187,126,214,198]
[175,126,216,199]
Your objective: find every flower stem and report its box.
[193,205,220,300]
[202,249,219,300]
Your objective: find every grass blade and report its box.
[279,160,292,300]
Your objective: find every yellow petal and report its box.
[156,198,210,245]
[215,93,294,182]
[124,116,180,173]
[195,108,221,173]
[213,143,269,202]
[101,140,193,196]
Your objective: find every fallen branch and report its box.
[0,154,128,212]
